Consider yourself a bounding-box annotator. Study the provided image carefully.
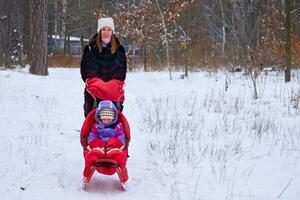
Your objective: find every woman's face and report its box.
[101,27,113,39]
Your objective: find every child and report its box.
[82,100,128,187]
[87,100,125,153]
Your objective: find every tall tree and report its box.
[155,0,172,79]
[62,0,68,54]
[29,0,48,75]
[218,0,226,55]
[0,0,23,68]
[21,0,30,60]
[113,0,192,72]
[284,0,292,82]
[113,0,161,71]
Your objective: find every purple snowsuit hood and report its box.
[95,100,118,128]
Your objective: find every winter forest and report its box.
[1,0,300,200]
[1,0,300,76]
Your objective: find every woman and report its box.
[80,17,127,117]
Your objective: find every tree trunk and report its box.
[0,0,10,67]
[48,1,55,54]
[29,0,48,75]
[88,0,92,37]
[219,0,226,55]
[51,0,59,54]
[184,9,188,77]
[21,0,30,63]
[143,44,147,72]
[0,0,23,68]
[54,0,58,37]
[79,0,85,53]
[62,0,67,54]
[284,0,292,82]
[173,43,177,68]
[155,0,172,80]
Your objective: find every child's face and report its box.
[101,118,113,125]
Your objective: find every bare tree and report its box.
[112,0,192,73]
[284,0,292,82]
[29,0,48,75]
[20,0,30,61]
[0,0,23,68]
[113,0,161,71]
[8,0,298,71]
[62,0,68,54]
[155,0,172,80]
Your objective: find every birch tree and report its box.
[218,0,226,55]
[62,0,67,54]
[155,0,172,79]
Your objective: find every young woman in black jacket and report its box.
[80,17,127,117]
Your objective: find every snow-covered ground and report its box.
[0,68,300,200]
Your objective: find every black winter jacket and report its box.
[80,34,127,82]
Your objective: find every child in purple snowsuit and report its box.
[87,100,125,153]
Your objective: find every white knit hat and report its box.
[97,17,115,33]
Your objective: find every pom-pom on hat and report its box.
[97,17,115,33]
[99,108,115,120]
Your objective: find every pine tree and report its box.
[29,0,48,75]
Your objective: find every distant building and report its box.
[48,35,141,56]
[48,35,89,55]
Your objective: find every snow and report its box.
[0,68,300,200]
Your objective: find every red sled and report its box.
[80,109,131,190]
